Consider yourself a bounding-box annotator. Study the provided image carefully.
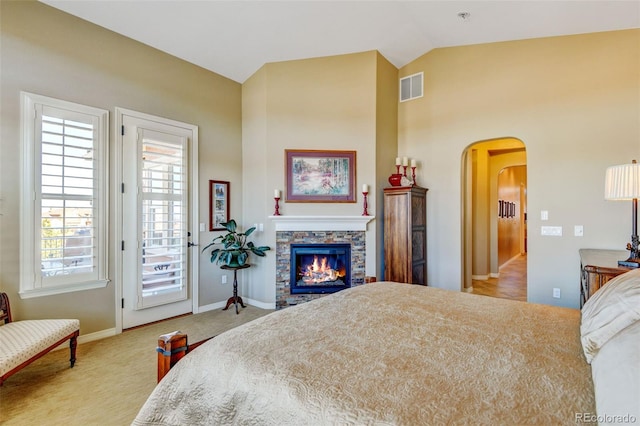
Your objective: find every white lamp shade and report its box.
[604,161,640,200]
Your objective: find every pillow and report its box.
[580,268,640,363]
[590,320,640,424]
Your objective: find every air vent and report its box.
[399,72,423,102]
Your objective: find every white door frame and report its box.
[114,108,199,333]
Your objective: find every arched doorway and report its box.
[461,137,527,300]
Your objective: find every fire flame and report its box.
[301,256,345,284]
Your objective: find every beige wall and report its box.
[375,54,400,278]
[2,1,638,336]
[497,165,527,266]
[0,1,242,333]
[399,29,640,307]
[241,51,387,303]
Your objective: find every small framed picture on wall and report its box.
[209,180,230,231]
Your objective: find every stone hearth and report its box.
[270,216,374,310]
[275,230,365,309]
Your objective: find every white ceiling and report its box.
[40,1,639,83]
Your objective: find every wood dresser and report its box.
[383,186,428,285]
[579,248,631,307]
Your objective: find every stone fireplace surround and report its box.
[271,216,374,310]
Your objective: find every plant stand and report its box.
[221,264,250,314]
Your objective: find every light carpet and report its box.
[0,306,272,425]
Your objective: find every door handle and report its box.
[187,242,198,248]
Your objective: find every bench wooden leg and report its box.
[69,330,79,368]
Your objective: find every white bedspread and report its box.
[133,282,594,425]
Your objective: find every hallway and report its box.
[471,254,527,301]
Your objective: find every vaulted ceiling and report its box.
[41,1,639,83]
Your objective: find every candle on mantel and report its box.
[362,184,369,193]
[274,189,281,198]
[411,159,416,168]
[402,157,408,167]
[395,157,401,166]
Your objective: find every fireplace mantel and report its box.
[269,215,375,231]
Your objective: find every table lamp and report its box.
[605,159,640,267]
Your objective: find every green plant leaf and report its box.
[202,218,271,267]
[222,220,237,233]
[251,246,270,257]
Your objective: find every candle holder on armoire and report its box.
[390,157,418,187]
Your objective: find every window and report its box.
[399,72,423,102]
[20,92,109,298]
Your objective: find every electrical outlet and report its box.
[553,288,561,298]
[221,275,227,284]
[574,225,583,237]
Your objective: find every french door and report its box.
[117,109,198,329]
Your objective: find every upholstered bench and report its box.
[0,293,80,386]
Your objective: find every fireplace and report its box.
[273,219,372,309]
[290,244,351,294]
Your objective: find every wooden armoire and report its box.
[383,186,428,285]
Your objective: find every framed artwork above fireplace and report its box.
[285,149,356,203]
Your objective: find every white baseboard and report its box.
[245,298,275,310]
[80,328,117,343]
[196,301,227,313]
[471,274,489,280]
[51,327,117,351]
[197,299,275,313]
[472,273,500,280]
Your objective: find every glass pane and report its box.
[41,115,95,197]
[139,136,186,299]
[411,74,423,98]
[41,199,94,277]
[400,77,411,100]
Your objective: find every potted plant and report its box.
[202,219,270,268]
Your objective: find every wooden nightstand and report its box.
[579,249,631,308]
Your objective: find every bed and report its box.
[133,271,640,425]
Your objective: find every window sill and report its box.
[19,279,110,299]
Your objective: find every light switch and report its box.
[541,226,562,236]
[574,225,584,237]
[541,210,549,221]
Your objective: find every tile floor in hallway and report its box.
[471,254,527,302]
